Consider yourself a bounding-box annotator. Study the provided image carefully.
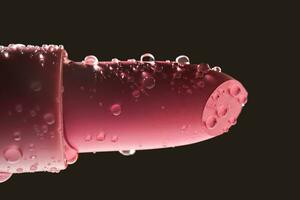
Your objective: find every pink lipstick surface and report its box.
[0,44,248,183]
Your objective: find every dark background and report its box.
[0,1,296,199]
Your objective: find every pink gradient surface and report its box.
[0,45,248,183]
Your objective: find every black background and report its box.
[0,1,296,199]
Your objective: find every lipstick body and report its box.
[0,45,247,182]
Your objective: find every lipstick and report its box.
[0,44,247,182]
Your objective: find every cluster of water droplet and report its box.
[0,44,66,67]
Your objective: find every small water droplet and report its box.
[175,55,190,66]
[142,75,156,90]
[3,146,23,164]
[41,124,48,133]
[13,131,21,141]
[30,164,38,171]
[3,51,9,58]
[96,132,106,141]
[29,109,37,117]
[119,149,136,156]
[15,104,23,113]
[49,167,59,173]
[30,81,42,92]
[30,155,37,160]
[16,168,23,173]
[205,116,217,129]
[43,113,55,125]
[29,143,35,151]
[110,104,122,116]
[111,135,119,143]
[39,53,44,61]
[84,134,92,142]
[228,117,237,125]
[132,90,141,98]
[84,55,98,65]
[212,66,222,72]
[111,58,120,63]
[196,80,205,88]
[0,172,12,183]
[217,105,228,117]
[140,53,155,64]
[180,124,188,132]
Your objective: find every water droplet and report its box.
[29,143,35,151]
[229,85,241,97]
[238,95,248,106]
[41,125,48,133]
[180,124,188,132]
[217,105,228,117]
[228,117,237,125]
[84,134,92,142]
[175,55,190,66]
[111,58,120,63]
[132,90,141,98]
[84,55,98,65]
[30,164,38,171]
[15,104,23,113]
[142,75,156,90]
[98,101,103,107]
[30,155,37,160]
[13,131,21,141]
[43,113,55,125]
[196,80,205,88]
[111,135,119,143]
[3,51,9,58]
[119,149,136,156]
[0,172,12,183]
[16,168,23,173]
[205,116,217,129]
[30,81,42,92]
[3,146,23,164]
[140,53,155,64]
[29,109,37,117]
[39,53,44,61]
[110,104,122,116]
[212,66,222,72]
[161,105,166,110]
[96,132,106,141]
[65,146,78,165]
[49,167,59,173]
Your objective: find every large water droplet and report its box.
[3,146,23,164]
[140,53,155,64]
[84,55,98,65]
[175,55,190,66]
[43,113,55,125]
[229,85,241,97]
[205,116,217,129]
[110,104,122,116]
[119,149,136,156]
[0,172,12,183]
[65,146,78,165]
